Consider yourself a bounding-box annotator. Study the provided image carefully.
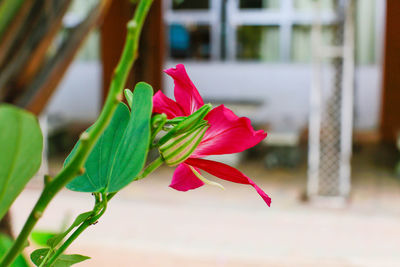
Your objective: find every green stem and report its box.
[135,157,164,181]
[38,250,52,267]
[0,1,153,266]
[150,114,167,146]
[44,157,164,266]
[45,196,108,267]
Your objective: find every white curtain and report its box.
[355,0,376,65]
[259,0,377,64]
[260,26,280,61]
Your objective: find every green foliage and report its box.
[66,82,154,192]
[0,234,29,267]
[0,104,43,220]
[31,248,89,267]
[0,1,155,265]
[31,231,57,247]
[65,103,129,192]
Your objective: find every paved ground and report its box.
[9,147,400,267]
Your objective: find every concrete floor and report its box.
[9,148,400,267]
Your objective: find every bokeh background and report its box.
[2,0,400,266]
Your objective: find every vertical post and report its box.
[225,0,236,61]
[280,0,293,62]
[100,0,164,102]
[100,0,135,103]
[307,0,354,202]
[210,0,222,60]
[339,0,355,196]
[133,0,164,91]
[307,0,322,196]
[380,0,400,143]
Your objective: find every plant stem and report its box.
[44,156,163,266]
[38,250,52,267]
[0,1,153,266]
[43,157,164,266]
[135,157,164,181]
[45,196,108,266]
[150,114,167,146]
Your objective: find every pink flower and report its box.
[153,64,271,206]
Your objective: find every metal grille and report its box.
[308,0,354,199]
[318,22,343,196]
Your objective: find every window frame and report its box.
[165,0,384,63]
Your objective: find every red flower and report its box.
[153,64,271,206]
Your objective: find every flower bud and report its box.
[159,122,209,166]
[158,104,212,146]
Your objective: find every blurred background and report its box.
[1,0,400,266]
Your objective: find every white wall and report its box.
[45,61,101,127]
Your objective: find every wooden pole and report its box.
[20,0,112,115]
[100,0,164,104]
[380,0,400,143]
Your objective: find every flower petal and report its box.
[153,91,185,119]
[186,158,271,206]
[165,64,204,115]
[192,105,267,157]
[169,163,204,191]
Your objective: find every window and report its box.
[237,26,280,61]
[169,24,210,59]
[172,0,209,10]
[239,0,280,9]
[165,0,380,64]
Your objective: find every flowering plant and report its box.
[154,64,271,206]
[0,0,269,266]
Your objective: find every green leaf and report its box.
[47,211,92,248]
[64,103,129,192]
[124,89,133,108]
[0,104,43,220]
[65,82,153,192]
[55,254,90,267]
[30,248,50,266]
[31,249,89,267]
[31,231,57,247]
[70,211,93,228]
[0,234,29,267]
[46,235,63,249]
